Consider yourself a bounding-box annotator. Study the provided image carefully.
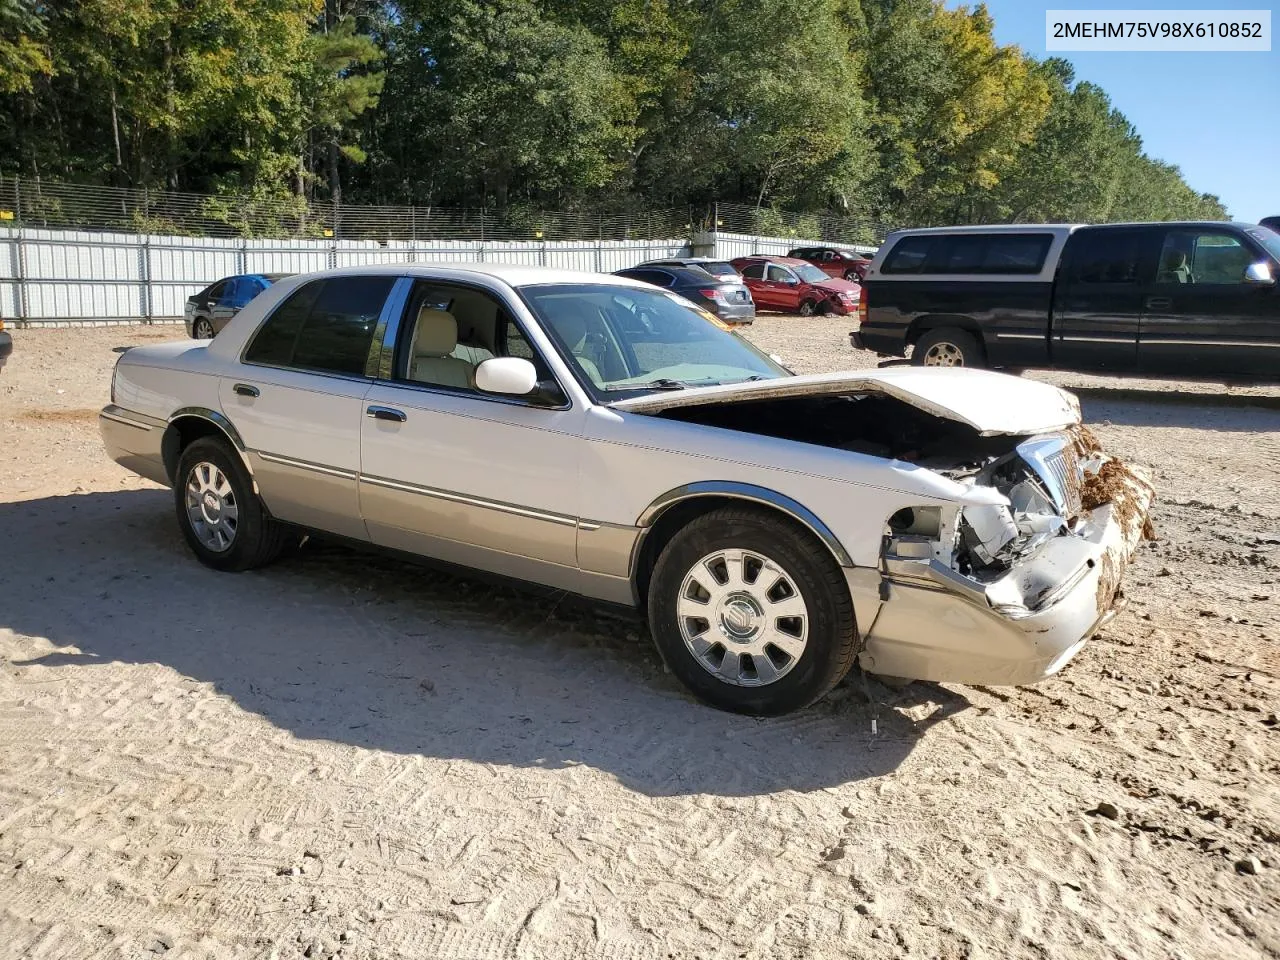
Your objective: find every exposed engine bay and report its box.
[653,392,1151,595]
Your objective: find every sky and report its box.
[955,1,1280,222]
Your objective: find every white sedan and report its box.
[100,264,1153,715]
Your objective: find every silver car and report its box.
[101,264,1153,715]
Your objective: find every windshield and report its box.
[1246,226,1280,263]
[793,263,829,283]
[520,283,790,397]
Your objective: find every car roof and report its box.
[616,264,719,283]
[733,255,810,266]
[639,256,731,265]
[246,261,669,292]
[883,221,1259,242]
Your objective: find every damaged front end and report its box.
[868,425,1155,686]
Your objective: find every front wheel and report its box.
[174,437,294,571]
[647,506,858,715]
[912,327,986,368]
[798,300,817,317]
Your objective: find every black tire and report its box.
[646,506,858,716]
[798,300,817,317]
[174,437,293,572]
[815,299,833,316]
[911,327,986,368]
[193,317,215,340]
[843,270,859,281]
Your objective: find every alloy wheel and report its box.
[922,341,964,366]
[676,548,809,687]
[184,461,239,552]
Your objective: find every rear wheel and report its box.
[193,317,214,339]
[912,327,985,368]
[647,506,858,715]
[174,437,294,571]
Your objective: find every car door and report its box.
[219,274,399,541]
[196,279,227,320]
[739,262,769,307]
[1051,226,1161,371]
[210,278,243,331]
[358,278,587,592]
[1139,226,1280,377]
[765,263,801,310]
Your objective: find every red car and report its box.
[787,246,873,282]
[730,256,862,316]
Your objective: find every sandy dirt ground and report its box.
[1,320,1277,960]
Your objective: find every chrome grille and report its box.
[1017,436,1083,518]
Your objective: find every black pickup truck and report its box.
[852,221,1280,380]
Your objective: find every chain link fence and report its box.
[0,178,894,246]
[0,177,699,242]
[709,202,893,248]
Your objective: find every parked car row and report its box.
[185,248,877,341]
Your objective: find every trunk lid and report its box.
[608,367,1081,437]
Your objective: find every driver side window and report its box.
[394,281,552,394]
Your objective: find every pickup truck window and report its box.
[1068,231,1150,285]
[245,277,393,375]
[1157,231,1256,285]
[881,236,932,273]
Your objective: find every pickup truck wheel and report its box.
[647,506,858,716]
[193,317,214,340]
[174,437,292,572]
[912,328,985,368]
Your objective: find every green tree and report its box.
[0,0,50,94]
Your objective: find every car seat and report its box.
[550,304,606,385]
[1158,248,1194,284]
[409,307,474,388]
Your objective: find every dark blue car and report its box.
[185,273,290,339]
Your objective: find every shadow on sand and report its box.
[2,490,965,797]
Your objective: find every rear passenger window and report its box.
[1069,232,1149,285]
[881,236,934,274]
[740,263,765,280]
[245,276,392,375]
[919,234,1052,274]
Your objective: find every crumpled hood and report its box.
[609,366,1081,437]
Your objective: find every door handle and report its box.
[366,405,407,423]
[232,383,259,398]
[1145,296,1172,309]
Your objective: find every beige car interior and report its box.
[403,286,501,389]
[403,283,639,392]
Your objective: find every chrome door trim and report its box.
[367,276,414,379]
[1141,338,1280,348]
[1056,335,1138,344]
[359,473,579,527]
[256,451,358,480]
[994,333,1045,340]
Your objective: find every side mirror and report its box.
[1244,261,1276,285]
[475,356,538,396]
